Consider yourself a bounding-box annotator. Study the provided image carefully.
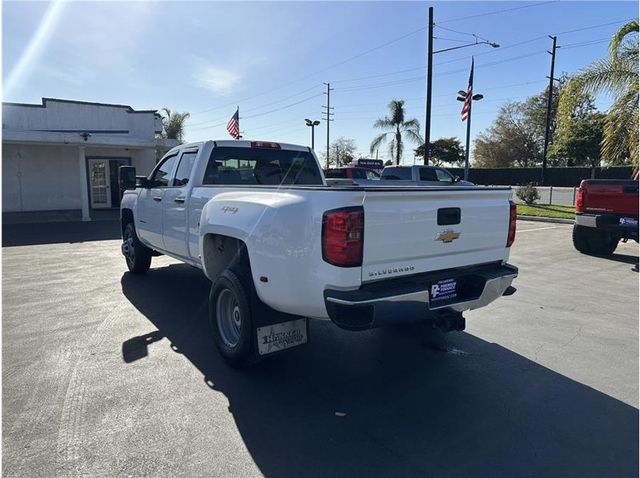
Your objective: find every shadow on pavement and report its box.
[2,220,120,247]
[121,264,639,478]
[604,251,639,266]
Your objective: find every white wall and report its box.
[3,99,160,139]
[2,144,81,212]
[2,145,157,212]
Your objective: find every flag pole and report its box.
[237,105,240,140]
[463,58,474,182]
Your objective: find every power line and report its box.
[553,18,635,36]
[189,93,322,131]
[438,1,559,24]
[240,94,324,120]
[434,18,633,67]
[187,84,321,126]
[561,38,610,49]
[433,24,478,38]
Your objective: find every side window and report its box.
[419,168,438,181]
[366,170,380,180]
[173,151,198,186]
[382,168,411,180]
[151,154,178,187]
[435,168,454,182]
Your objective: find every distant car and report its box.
[325,167,380,180]
[381,165,474,186]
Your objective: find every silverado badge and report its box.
[435,230,461,243]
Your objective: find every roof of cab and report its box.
[165,139,311,157]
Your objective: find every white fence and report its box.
[511,186,577,206]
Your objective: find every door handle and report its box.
[153,196,162,202]
[174,197,186,203]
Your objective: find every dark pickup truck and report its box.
[573,179,639,255]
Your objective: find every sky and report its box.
[2,1,638,164]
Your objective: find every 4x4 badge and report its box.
[435,230,461,243]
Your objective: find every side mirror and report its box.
[119,166,137,192]
[453,175,461,183]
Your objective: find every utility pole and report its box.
[322,82,334,170]
[542,35,558,186]
[423,6,434,165]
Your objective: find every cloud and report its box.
[193,65,241,95]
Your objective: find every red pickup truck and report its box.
[573,179,639,255]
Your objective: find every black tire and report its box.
[588,229,618,256]
[572,225,592,254]
[122,223,152,273]
[209,269,256,367]
[573,225,618,256]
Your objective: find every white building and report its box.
[2,97,178,221]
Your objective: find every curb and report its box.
[517,215,574,224]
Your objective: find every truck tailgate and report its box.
[583,181,639,216]
[361,187,512,282]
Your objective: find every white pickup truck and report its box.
[120,140,518,366]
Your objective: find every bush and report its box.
[516,183,541,205]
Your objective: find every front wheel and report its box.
[122,223,152,273]
[209,269,255,367]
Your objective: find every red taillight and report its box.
[507,201,517,247]
[576,180,586,213]
[322,207,364,267]
[251,141,281,149]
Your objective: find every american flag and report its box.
[227,108,240,139]
[461,58,474,122]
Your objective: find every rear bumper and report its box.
[324,262,518,331]
[576,213,639,239]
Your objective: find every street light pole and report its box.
[424,6,434,166]
[305,118,320,150]
[423,7,499,166]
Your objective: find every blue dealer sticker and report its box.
[431,278,458,301]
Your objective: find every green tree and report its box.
[557,19,639,166]
[473,102,543,168]
[550,86,605,169]
[326,137,357,167]
[161,107,190,143]
[370,100,423,165]
[414,137,465,166]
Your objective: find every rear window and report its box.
[325,169,347,178]
[381,168,412,180]
[203,147,323,186]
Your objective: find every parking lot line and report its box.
[517,225,560,232]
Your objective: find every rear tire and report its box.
[209,269,256,367]
[572,225,592,254]
[588,229,618,256]
[573,225,618,256]
[122,223,152,273]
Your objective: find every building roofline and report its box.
[2,97,161,117]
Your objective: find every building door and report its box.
[88,159,111,209]
[109,159,130,208]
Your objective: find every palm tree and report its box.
[370,100,423,165]
[557,19,638,166]
[161,107,190,143]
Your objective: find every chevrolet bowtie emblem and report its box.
[435,230,461,243]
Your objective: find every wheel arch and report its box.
[202,233,252,285]
[121,208,134,236]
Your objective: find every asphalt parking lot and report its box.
[2,219,638,477]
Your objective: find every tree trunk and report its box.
[395,128,402,165]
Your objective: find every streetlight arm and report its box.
[434,40,499,54]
